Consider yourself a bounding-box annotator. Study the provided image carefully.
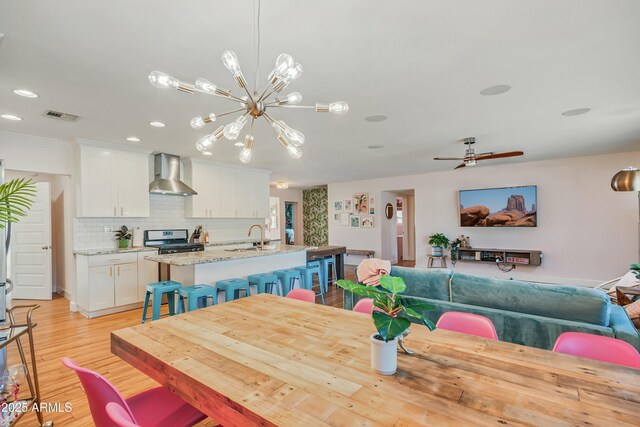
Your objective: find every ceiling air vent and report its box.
[43,110,80,122]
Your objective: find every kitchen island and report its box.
[144,244,312,295]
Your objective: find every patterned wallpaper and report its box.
[303,187,328,246]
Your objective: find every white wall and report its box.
[329,151,640,286]
[270,187,304,244]
[0,131,73,175]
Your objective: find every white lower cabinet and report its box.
[76,252,157,318]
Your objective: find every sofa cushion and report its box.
[450,273,611,326]
[390,266,451,302]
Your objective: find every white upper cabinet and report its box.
[76,141,151,217]
[184,159,270,219]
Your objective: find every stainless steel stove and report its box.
[144,229,204,280]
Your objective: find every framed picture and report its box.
[350,215,360,228]
[341,213,350,226]
[334,200,343,211]
[334,213,340,221]
[370,196,376,206]
[353,193,369,214]
[369,207,375,215]
[343,199,353,212]
[360,215,374,228]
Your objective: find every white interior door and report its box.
[11,182,52,300]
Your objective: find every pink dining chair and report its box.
[106,402,139,427]
[353,298,374,314]
[436,311,499,340]
[286,288,316,303]
[552,332,640,368]
[62,357,206,427]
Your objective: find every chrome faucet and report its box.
[248,224,265,249]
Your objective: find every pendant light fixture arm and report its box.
[268,104,315,109]
[216,107,248,119]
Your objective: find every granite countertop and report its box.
[144,244,314,266]
[74,238,282,256]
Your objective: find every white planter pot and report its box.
[431,245,443,256]
[370,333,398,375]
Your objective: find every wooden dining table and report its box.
[111,294,640,426]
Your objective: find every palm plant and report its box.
[0,178,36,229]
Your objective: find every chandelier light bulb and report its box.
[196,134,215,151]
[195,78,217,94]
[329,101,349,114]
[239,135,254,164]
[283,92,302,104]
[272,53,294,79]
[278,120,305,146]
[287,143,302,159]
[221,50,242,77]
[148,71,179,89]
[223,115,248,140]
[284,63,303,83]
[190,113,216,129]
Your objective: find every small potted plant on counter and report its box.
[428,233,450,257]
[114,225,132,249]
[338,276,436,375]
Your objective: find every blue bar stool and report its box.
[272,269,303,295]
[177,284,218,313]
[320,256,337,292]
[294,265,325,304]
[142,281,181,323]
[216,278,251,302]
[248,274,280,295]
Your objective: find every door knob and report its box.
[41,246,48,250]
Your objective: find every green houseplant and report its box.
[114,225,132,249]
[428,233,450,257]
[338,275,436,375]
[0,178,36,229]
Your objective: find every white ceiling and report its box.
[1,0,639,187]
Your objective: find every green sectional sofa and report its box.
[344,266,640,351]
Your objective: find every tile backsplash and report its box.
[74,195,264,249]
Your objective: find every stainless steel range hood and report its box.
[149,153,197,196]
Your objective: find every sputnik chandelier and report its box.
[148,50,348,163]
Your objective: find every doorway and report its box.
[285,202,295,244]
[381,189,415,265]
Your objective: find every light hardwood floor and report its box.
[10,267,357,426]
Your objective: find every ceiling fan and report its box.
[433,137,524,169]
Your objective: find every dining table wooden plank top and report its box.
[111,294,640,427]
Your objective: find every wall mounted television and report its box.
[459,185,537,227]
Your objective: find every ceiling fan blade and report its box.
[454,163,466,170]
[476,151,524,160]
[434,157,465,161]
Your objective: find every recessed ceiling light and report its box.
[233,141,244,147]
[368,145,384,149]
[480,85,512,96]
[149,121,166,127]
[202,151,213,156]
[365,115,388,122]
[275,182,289,189]
[561,108,591,116]
[1,114,22,121]
[126,137,141,142]
[12,89,38,98]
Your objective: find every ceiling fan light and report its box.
[465,159,477,166]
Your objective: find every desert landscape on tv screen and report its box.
[459,186,537,227]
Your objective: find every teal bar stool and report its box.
[294,265,325,304]
[248,274,280,295]
[216,278,251,302]
[142,281,181,323]
[320,256,337,292]
[273,269,303,295]
[177,284,218,313]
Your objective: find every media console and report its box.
[455,247,542,266]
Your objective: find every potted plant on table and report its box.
[338,276,436,375]
[428,233,450,257]
[114,225,132,249]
